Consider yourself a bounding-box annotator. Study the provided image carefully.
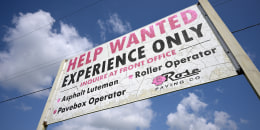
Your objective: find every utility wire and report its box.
[213,0,232,7]
[0,0,258,104]
[0,87,51,104]
[5,0,228,43]
[232,22,260,33]
[0,48,86,83]
[0,0,105,103]
[0,22,260,104]
[0,0,105,83]
[0,0,230,85]
[7,0,104,43]
[0,0,104,82]
[0,0,234,84]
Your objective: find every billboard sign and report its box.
[46,4,238,124]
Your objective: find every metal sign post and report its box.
[199,0,260,99]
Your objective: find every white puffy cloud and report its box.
[216,87,224,93]
[52,100,154,130]
[214,111,237,130]
[0,10,93,97]
[16,102,32,111]
[166,93,237,130]
[97,13,131,41]
[180,93,207,112]
[239,118,248,124]
[107,13,131,34]
[97,19,107,41]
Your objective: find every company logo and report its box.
[152,68,201,86]
[152,76,167,86]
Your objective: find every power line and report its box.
[0,87,51,104]
[0,0,238,84]
[232,22,260,33]
[0,0,105,82]
[0,0,240,84]
[0,0,105,103]
[0,0,232,85]
[2,21,259,84]
[0,22,260,104]
[7,0,104,43]
[0,48,86,83]
[0,0,105,83]
[213,0,232,7]
[0,0,258,104]
[6,0,229,43]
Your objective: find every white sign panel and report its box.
[46,4,237,124]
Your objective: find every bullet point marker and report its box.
[53,110,57,114]
[128,75,133,79]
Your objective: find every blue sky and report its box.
[0,0,260,130]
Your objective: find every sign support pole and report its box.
[199,0,260,99]
[37,60,67,130]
